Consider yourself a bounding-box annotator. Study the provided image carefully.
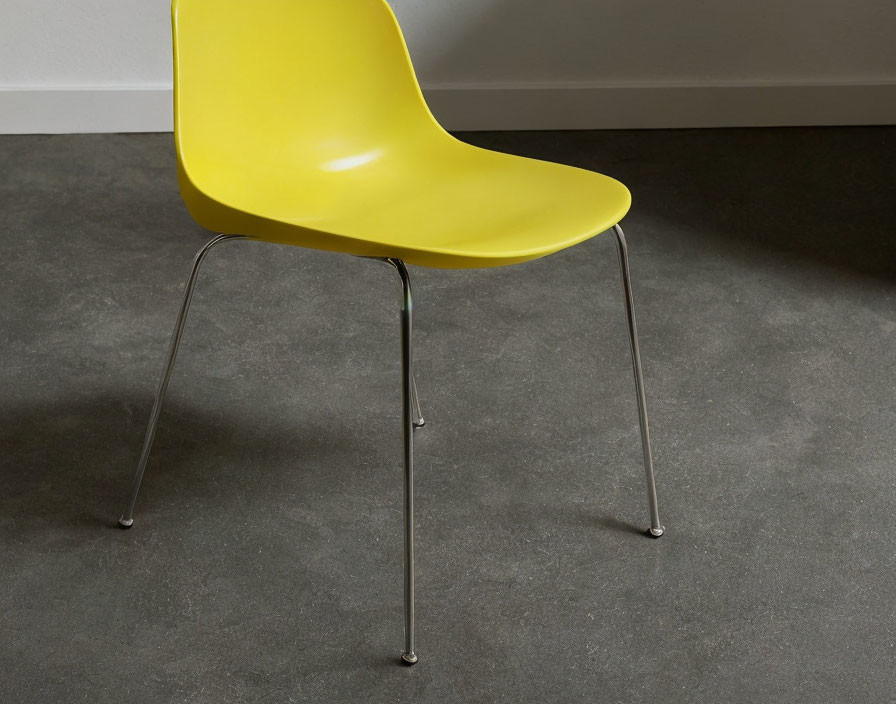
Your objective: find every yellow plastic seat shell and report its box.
[173,0,631,268]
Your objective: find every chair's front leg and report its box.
[611,224,665,538]
[118,234,245,529]
[386,258,419,664]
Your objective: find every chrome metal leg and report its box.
[386,258,418,665]
[118,234,244,529]
[611,225,664,538]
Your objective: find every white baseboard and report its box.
[424,79,896,130]
[1,80,894,134]
[0,86,172,134]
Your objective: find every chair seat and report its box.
[180,136,631,269]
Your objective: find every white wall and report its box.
[0,0,170,87]
[1,0,894,132]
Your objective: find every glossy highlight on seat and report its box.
[172,0,631,268]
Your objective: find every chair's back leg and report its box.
[611,225,665,538]
[411,374,424,427]
[118,234,244,529]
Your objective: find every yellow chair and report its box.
[119,0,665,665]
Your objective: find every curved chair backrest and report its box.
[172,0,442,196]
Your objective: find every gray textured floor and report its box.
[1,128,895,703]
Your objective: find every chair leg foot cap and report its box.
[118,517,134,529]
[648,526,665,538]
[413,419,425,428]
[401,652,418,665]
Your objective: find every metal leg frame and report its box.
[611,225,664,538]
[119,226,659,669]
[118,234,244,528]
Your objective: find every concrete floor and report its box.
[1,128,894,703]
